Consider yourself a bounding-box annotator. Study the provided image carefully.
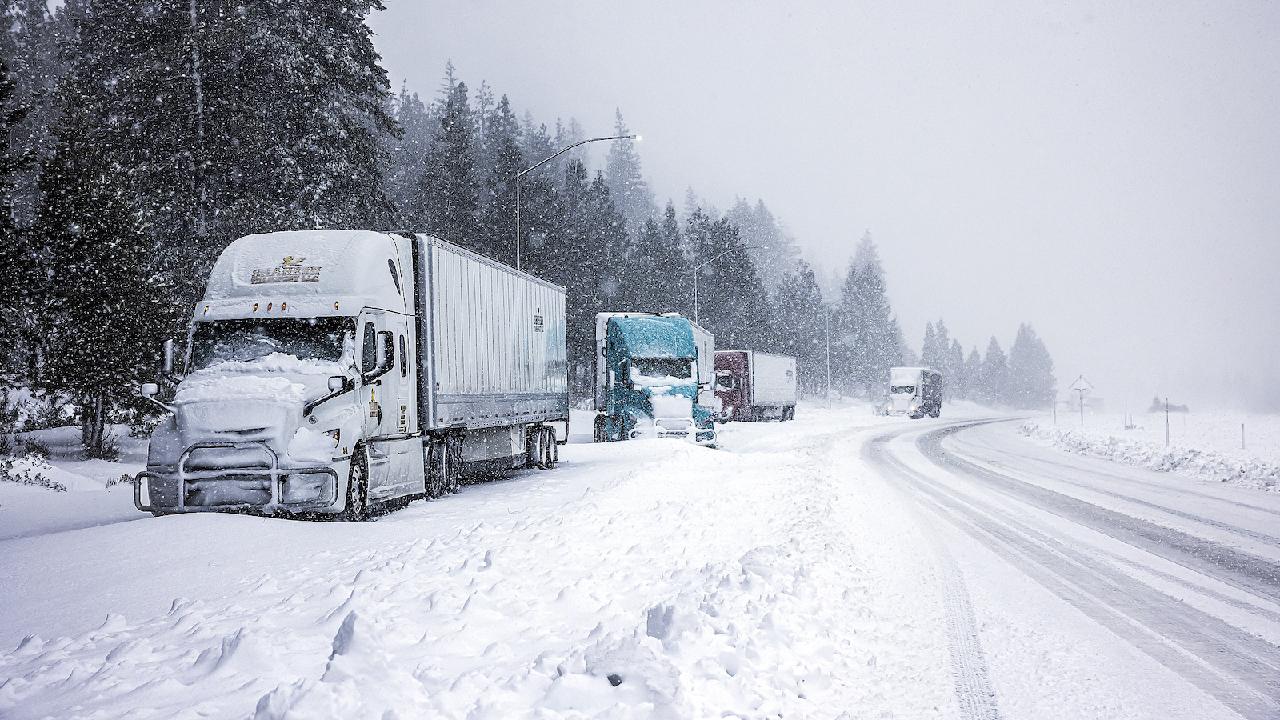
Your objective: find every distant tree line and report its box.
[0,1,1055,455]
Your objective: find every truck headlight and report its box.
[323,429,341,447]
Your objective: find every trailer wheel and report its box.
[338,447,370,522]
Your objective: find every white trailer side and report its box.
[750,352,798,407]
[414,235,568,431]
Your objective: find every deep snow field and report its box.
[3,402,1278,719]
[1,403,960,719]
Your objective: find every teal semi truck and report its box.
[592,312,717,445]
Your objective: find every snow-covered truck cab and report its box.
[887,366,943,419]
[592,313,716,445]
[137,231,421,517]
[136,230,569,519]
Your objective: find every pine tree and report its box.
[686,206,772,350]
[1006,323,1056,408]
[920,321,940,369]
[417,76,479,250]
[477,94,523,264]
[383,83,435,224]
[36,83,175,455]
[977,336,1009,406]
[603,109,653,230]
[946,339,965,399]
[964,347,982,401]
[772,259,829,396]
[724,198,801,292]
[0,54,37,382]
[835,233,900,397]
[623,202,690,314]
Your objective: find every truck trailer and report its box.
[592,312,717,445]
[885,366,943,419]
[713,350,798,421]
[135,230,568,520]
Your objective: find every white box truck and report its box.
[135,231,568,520]
[713,350,798,421]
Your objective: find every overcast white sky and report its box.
[370,1,1280,411]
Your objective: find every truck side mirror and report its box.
[328,376,347,393]
[162,338,175,375]
[140,382,159,398]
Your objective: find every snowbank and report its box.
[1020,422,1280,492]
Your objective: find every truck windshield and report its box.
[890,385,916,394]
[631,357,693,384]
[190,318,353,371]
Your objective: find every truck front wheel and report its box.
[338,447,370,522]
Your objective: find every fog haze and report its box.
[370,1,1280,411]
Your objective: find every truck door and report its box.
[359,312,421,497]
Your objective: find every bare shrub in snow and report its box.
[0,454,66,492]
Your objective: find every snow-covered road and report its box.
[2,408,1278,718]
[866,419,1280,720]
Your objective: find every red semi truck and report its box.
[714,350,798,421]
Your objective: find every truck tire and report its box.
[444,433,462,494]
[338,447,370,522]
[593,415,607,443]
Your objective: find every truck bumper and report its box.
[135,440,341,515]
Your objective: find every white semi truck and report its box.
[135,230,568,520]
[885,366,943,419]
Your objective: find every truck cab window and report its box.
[189,317,352,371]
[362,322,377,374]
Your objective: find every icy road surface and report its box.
[2,408,1279,719]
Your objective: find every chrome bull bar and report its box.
[135,440,338,513]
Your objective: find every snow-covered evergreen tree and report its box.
[920,321,940,369]
[946,339,965,399]
[977,336,1009,406]
[686,206,773,350]
[835,233,901,397]
[383,83,435,224]
[477,94,523,265]
[604,110,653,231]
[623,202,690,315]
[724,198,801,292]
[1006,323,1056,408]
[772,259,830,396]
[417,75,479,250]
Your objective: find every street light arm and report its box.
[694,243,766,270]
[515,134,637,180]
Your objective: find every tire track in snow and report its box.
[872,422,1280,720]
[950,430,1280,547]
[863,428,1002,720]
[922,422,1280,605]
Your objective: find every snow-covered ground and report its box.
[3,404,1278,719]
[1021,410,1280,492]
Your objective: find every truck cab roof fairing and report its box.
[608,315,697,359]
[200,230,411,316]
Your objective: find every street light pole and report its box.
[824,309,832,403]
[512,133,638,272]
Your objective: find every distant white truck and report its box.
[135,231,568,520]
[885,366,943,419]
